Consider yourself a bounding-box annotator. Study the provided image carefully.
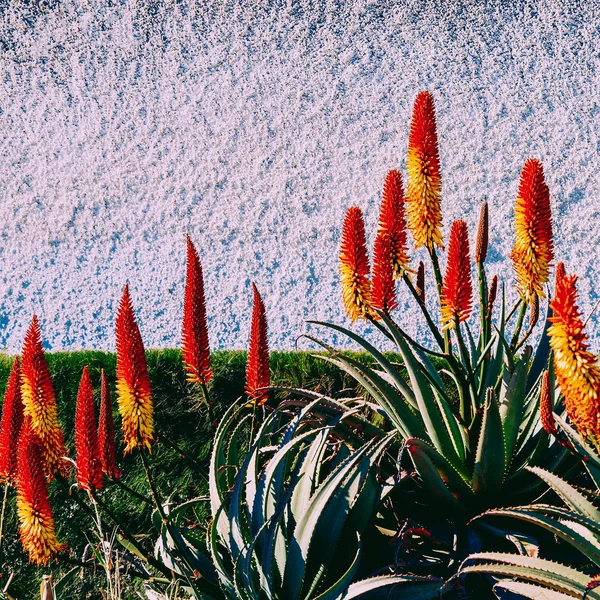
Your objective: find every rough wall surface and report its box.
[1,1,599,351]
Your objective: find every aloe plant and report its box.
[461,467,600,599]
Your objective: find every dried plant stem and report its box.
[0,482,9,571]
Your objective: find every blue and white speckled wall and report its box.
[1,0,600,351]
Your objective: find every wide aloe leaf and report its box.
[461,553,600,599]
[472,387,505,494]
[494,580,582,600]
[344,575,446,599]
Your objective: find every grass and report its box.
[0,348,405,599]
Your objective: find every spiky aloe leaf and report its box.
[344,575,446,599]
[282,434,392,600]
[460,553,600,599]
[527,467,600,523]
[472,388,505,494]
[307,346,427,441]
[499,349,530,471]
[494,580,580,600]
[480,506,600,566]
[307,320,417,406]
[405,438,472,513]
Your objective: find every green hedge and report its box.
[0,349,402,599]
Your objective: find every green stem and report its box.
[454,320,476,422]
[157,433,208,480]
[91,487,173,582]
[429,247,451,353]
[111,477,152,505]
[510,301,527,349]
[477,262,488,349]
[0,482,9,571]
[402,273,445,351]
[367,315,395,343]
[199,381,215,430]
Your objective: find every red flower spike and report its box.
[539,370,556,436]
[245,284,270,406]
[406,91,443,250]
[549,269,600,442]
[20,316,67,478]
[511,159,554,303]
[182,235,213,387]
[339,207,373,321]
[16,420,66,565]
[378,170,410,278]
[556,261,566,288]
[0,358,24,484]
[115,285,154,454]
[74,367,103,492]
[371,233,398,313]
[440,220,473,330]
[98,370,120,480]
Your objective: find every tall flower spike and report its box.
[475,201,489,264]
[539,370,556,436]
[115,285,154,453]
[17,420,66,565]
[406,91,443,250]
[98,370,120,480]
[0,358,24,484]
[548,264,600,442]
[74,367,103,492]
[20,316,67,477]
[181,235,213,386]
[511,159,554,303]
[378,170,410,278]
[440,220,473,330]
[245,283,270,406]
[487,275,498,320]
[339,207,372,321]
[371,232,398,313]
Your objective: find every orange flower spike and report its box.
[406,91,443,250]
[115,285,154,453]
[539,370,556,436]
[16,421,66,565]
[371,233,398,314]
[0,358,24,484]
[511,159,554,303]
[339,207,372,321]
[182,235,213,386]
[378,170,410,278]
[74,368,103,492]
[20,316,67,478]
[440,220,473,330]
[245,283,270,406]
[98,370,120,480]
[548,266,600,441]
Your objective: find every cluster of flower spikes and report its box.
[548,263,600,443]
[115,284,155,454]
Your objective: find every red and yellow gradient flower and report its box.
[182,235,213,386]
[511,159,554,303]
[440,220,473,329]
[371,233,398,313]
[74,367,103,492]
[98,370,120,480]
[20,316,67,478]
[340,207,372,321]
[245,283,270,406]
[378,170,410,278]
[17,421,66,565]
[548,263,600,441]
[406,91,443,250]
[115,285,154,453]
[0,358,24,483]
